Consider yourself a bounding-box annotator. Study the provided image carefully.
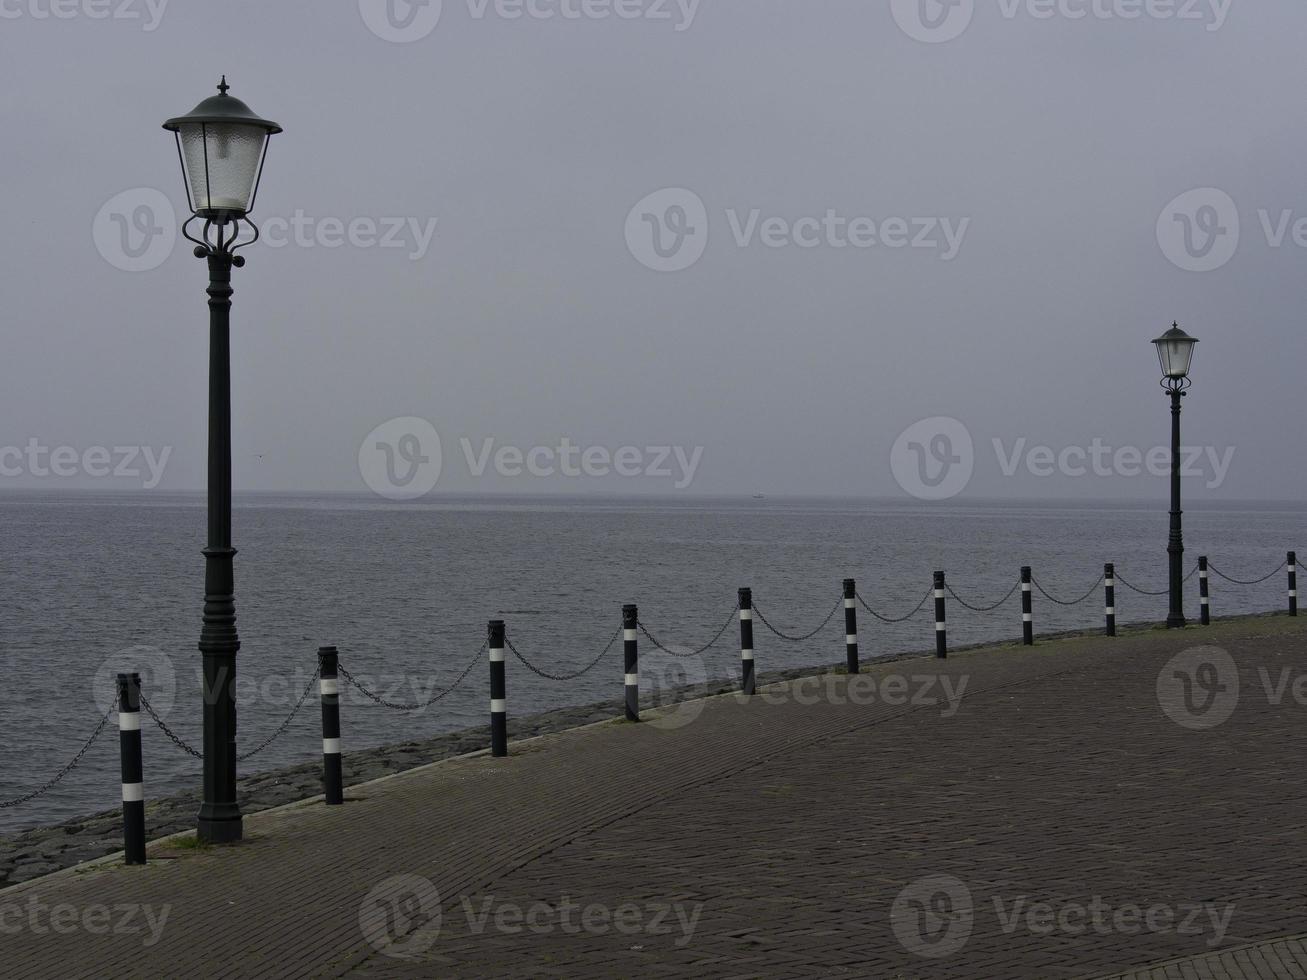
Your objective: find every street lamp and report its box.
[164,77,281,844]
[1152,321,1199,630]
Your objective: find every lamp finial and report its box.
[217,75,230,96]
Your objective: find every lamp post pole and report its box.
[165,77,281,844]
[198,242,243,842]
[1166,384,1186,629]
[1153,322,1198,631]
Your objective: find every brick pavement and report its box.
[2,615,1305,978]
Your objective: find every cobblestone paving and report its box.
[2,616,1304,978]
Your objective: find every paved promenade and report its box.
[3,615,1306,978]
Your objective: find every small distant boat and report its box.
[752,494,766,500]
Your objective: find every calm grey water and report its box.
[2,491,1303,833]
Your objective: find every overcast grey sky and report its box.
[1,0,1302,501]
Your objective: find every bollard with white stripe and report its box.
[489,620,508,757]
[623,604,639,722]
[934,571,947,659]
[739,588,756,695]
[319,646,343,806]
[1289,552,1298,618]
[1020,566,1034,646]
[1104,563,1116,637]
[1198,557,1210,626]
[843,579,859,675]
[117,672,146,866]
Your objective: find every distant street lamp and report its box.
[1152,322,1199,630]
[164,77,281,844]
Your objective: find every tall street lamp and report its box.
[1152,322,1199,630]
[164,77,281,843]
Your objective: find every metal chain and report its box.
[140,692,204,759]
[1113,572,1170,597]
[638,604,739,658]
[0,708,114,809]
[856,587,933,624]
[752,597,842,642]
[1031,574,1105,607]
[339,641,487,712]
[237,666,321,762]
[1208,562,1284,586]
[506,629,621,682]
[946,579,1021,613]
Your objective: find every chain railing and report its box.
[856,587,933,623]
[1208,561,1283,586]
[638,604,738,657]
[753,597,842,642]
[10,549,1303,827]
[0,708,114,809]
[1031,574,1105,607]
[140,692,204,759]
[947,579,1021,612]
[506,629,621,682]
[339,642,486,711]
[238,666,322,761]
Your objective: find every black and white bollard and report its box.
[739,588,756,695]
[623,604,639,722]
[843,579,859,675]
[1198,557,1210,626]
[489,621,508,757]
[117,672,146,866]
[934,571,947,659]
[319,646,343,806]
[1104,563,1116,637]
[1021,566,1034,646]
[1290,553,1299,617]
